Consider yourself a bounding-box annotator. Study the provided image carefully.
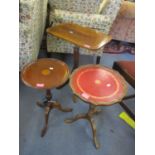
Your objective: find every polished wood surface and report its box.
[47,23,112,50]
[21,58,70,89]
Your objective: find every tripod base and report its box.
[65,105,101,149]
[37,90,72,137]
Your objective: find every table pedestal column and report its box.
[37,89,72,137]
[73,46,80,71]
[65,104,101,149]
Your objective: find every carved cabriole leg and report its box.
[88,117,100,149]
[41,106,51,137]
[73,46,80,71]
[87,105,100,149]
[65,104,101,149]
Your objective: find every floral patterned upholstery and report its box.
[48,0,105,14]
[47,0,123,55]
[19,0,48,71]
[49,9,112,33]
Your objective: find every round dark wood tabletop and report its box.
[21,58,70,89]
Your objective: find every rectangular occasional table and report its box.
[47,23,112,70]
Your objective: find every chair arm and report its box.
[100,0,123,22]
[19,0,48,70]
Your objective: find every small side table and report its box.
[21,58,72,137]
[65,65,127,149]
[47,23,112,70]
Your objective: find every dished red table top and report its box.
[21,58,70,89]
[70,65,127,106]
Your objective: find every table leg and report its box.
[46,89,52,101]
[96,56,101,64]
[119,101,135,121]
[72,94,78,103]
[73,46,80,70]
[36,89,52,108]
[65,104,101,149]
[88,117,100,149]
[41,106,51,137]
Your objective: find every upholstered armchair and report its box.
[47,0,123,57]
[19,0,48,71]
[110,0,135,43]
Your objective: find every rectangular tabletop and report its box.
[46,23,112,50]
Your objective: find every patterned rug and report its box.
[104,40,135,54]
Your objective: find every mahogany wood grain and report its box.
[21,58,70,89]
[46,23,112,50]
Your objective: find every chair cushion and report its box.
[113,61,135,88]
[48,0,104,14]
[50,9,112,34]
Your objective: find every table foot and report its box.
[41,106,51,137]
[88,117,100,149]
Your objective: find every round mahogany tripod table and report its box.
[21,58,72,137]
[65,64,127,149]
